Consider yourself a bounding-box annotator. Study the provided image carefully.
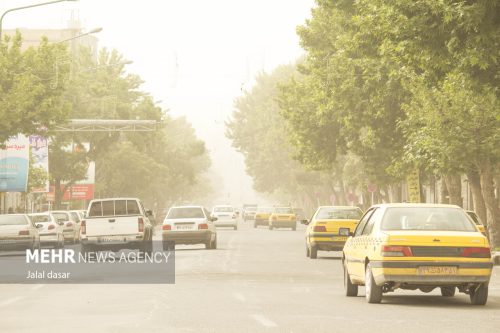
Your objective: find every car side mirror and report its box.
[36,224,43,229]
[146,210,153,217]
[211,217,218,222]
[300,219,309,225]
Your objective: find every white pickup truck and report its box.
[80,198,154,254]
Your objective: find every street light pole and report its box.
[0,0,78,41]
[56,27,102,44]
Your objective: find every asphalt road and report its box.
[1,220,499,333]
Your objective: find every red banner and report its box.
[46,184,94,201]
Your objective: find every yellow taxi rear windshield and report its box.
[316,208,362,220]
[381,207,477,232]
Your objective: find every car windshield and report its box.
[167,207,205,219]
[316,208,362,220]
[29,215,51,223]
[214,207,233,213]
[246,207,257,212]
[0,215,28,226]
[257,208,273,214]
[381,207,477,231]
[274,207,293,214]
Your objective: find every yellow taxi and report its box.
[342,204,492,304]
[254,207,273,228]
[269,207,296,231]
[303,206,363,259]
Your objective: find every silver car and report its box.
[48,211,80,244]
[0,214,41,252]
[29,213,64,249]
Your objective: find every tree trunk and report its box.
[466,170,487,224]
[440,177,449,204]
[54,178,63,210]
[443,174,463,207]
[479,159,500,248]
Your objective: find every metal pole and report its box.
[0,0,77,41]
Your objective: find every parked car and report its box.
[0,214,41,252]
[162,206,217,250]
[303,206,363,259]
[29,213,64,249]
[48,211,80,244]
[211,205,238,230]
[342,203,492,305]
[269,207,296,230]
[80,198,154,254]
[242,204,258,221]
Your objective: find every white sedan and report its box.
[162,206,218,250]
[211,205,238,230]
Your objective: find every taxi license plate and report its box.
[176,225,193,231]
[417,266,458,275]
[332,236,347,241]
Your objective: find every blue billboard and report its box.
[0,135,30,192]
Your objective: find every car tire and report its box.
[269,224,273,230]
[306,244,310,258]
[81,243,91,256]
[292,226,296,231]
[365,263,383,303]
[234,226,238,231]
[440,286,456,297]
[344,263,358,297]
[212,235,217,249]
[163,241,175,251]
[142,239,153,256]
[254,223,257,228]
[470,283,488,305]
[310,245,318,259]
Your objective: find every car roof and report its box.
[317,206,361,209]
[370,203,461,208]
[90,197,140,201]
[170,205,204,209]
[213,205,233,208]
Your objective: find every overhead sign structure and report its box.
[0,135,30,192]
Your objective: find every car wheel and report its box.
[440,286,456,297]
[269,224,273,230]
[470,283,488,305]
[310,245,318,259]
[234,226,238,231]
[142,239,153,255]
[365,263,382,303]
[344,262,358,297]
[212,235,217,249]
[292,226,296,231]
[163,241,175,251]
[205,237,212,249]
[81,243,91,256]
[306,244,310,258]
[254,223,257,228]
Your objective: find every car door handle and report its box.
[108,219,115,223]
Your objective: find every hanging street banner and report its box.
[407,169,421,203]
[0,135,30,192]
[29,135,50,193]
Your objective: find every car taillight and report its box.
[138,217,144,232]
[48,224,55,230]
[313,225,326,232]
[461,247,491,258]
[18,230,29,236]
[66,222,73,227]
[162,224,171,231]
[198,223,208,230]
[80,220,86,235]
[381,245,413,257]
[272,216,277,221]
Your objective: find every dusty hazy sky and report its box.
[1,0,314,205]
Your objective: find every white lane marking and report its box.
[31,284,45,291]
[0,296,25,307]
[251,314,277,328]
[233,292,246,302]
